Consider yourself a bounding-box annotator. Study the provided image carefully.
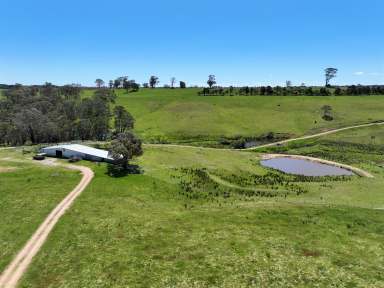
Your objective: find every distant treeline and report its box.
[0,84,15,89]
[0,84,134,146]
[198,85,384,96]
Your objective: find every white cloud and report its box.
[368,72,382,76]
[354,71,364,76]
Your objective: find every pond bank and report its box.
[261,154,374,178]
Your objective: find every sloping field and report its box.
[2,93,384,287]
[112,88,384,144]
[18,138,384,287]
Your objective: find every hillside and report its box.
[109,88,384,145]
[1,93,384,287]
[14,125,384,287]
[1,88,384,287]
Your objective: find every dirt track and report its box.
[245,121,384,150]
[0,121,383,287]
[0,160,94,288]
[144,121,384,151]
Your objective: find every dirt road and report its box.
[144,121,384,151]
[0,121,383,287]
[0,161,94,288]
[244,121,384,151]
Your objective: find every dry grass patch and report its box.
[0,166,17,173]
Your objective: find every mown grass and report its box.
[0,149,81,271]
[19,136,384,287]
[107,88,384,144]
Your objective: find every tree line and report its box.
[198,85,384,97]
[0,83,136,146]
[200,69,384,96]
[94,76,187,90]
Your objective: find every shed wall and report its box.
[41,147,110,162]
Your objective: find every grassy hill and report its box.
[110,88,384,145]
[18,125,384,287]
[2,88,384,287]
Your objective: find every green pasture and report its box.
[0,149,81,271]
[110,88,384,144]
[19,125,384,287]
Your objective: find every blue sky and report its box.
[1,0,383,86]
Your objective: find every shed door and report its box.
[56,150,63,158]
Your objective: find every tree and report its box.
[170,77,176,89]
[229,86,234,96]
[95,79,104,88]
[319,87,329,96]
[334,87,342,96]
[109,80,114,89]
[305,87,314,96]
[60,85,80,100]
[78,95,111,141]
[112,77,127,89]
[286,80,292,88]
[179,81,186,89]
[0,84,137,146]
[13,108,57,144]
[325,68,338,87]
[131,82,140,92]
[149,76,159,88]
[207,75,216,88]
[109,132,143,170]
[122,78,129,90]
[142,83,149,88]
[114,106,134,133]
[94,88,116,103]
[121,80,139,92]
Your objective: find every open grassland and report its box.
[2,93,383,287]
[0,149,81,272]
[19,135,384,287]
[108,88,384,145]
[325,124,384,144]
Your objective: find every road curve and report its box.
[245,121,384,151]
[0,161,94,288]
[144,121,384,151]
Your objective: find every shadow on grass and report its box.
[106,164,143,178]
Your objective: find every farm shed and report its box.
[40,144,115,163]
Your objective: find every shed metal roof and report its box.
[43,144,113,160]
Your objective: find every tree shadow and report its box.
[106,164,143,178]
